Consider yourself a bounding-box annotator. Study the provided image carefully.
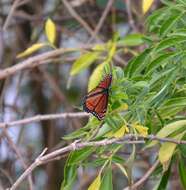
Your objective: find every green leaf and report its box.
[125,48,151,77]
[61,155,77,190]
[178,158,186,189]
[159,11,183,36]
[45,18,56,45]
[155,164,171,190]
[125,145,136,185]
[70,52,99,76]
[159,97,186,109]
[88,174,101,190]
[118,34,145,46]
[155,36,186,52]
[100,168,113,190]
[112,155,125,164]
[68,147,94,165]
[145,52,176,75]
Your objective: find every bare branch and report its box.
[2,128,33,190]
[88,0,114,42]
[3,0,21,31]
[123,159,160,190]
[62,0,98,39]
[0,112,89,128]
[8,133,186,190]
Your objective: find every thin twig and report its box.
[62,0,98,39]
[0,44,101,80]
[123,159,160,190]
[88,0,114,42]
[0,112,89,128]
[2,128,33,190]
[125,0,138,32]
[3,0,21,31]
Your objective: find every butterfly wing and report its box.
[98,74,112,89]
[83,74,112,120]
[83,88,108,120]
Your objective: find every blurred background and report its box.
[0,0,177,190]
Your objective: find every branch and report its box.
[123,159,160,190]
[3,0,21,31]
[3,128,33,190]
[62,0,98,39]
[0,112,89,128]
[8,138,144,190]
[0,47,80,80]
[8,133,186,190]
[88,0,114,42]
[125,0,138,32]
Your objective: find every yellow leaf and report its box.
[93,44,105,51]
[16,43,46,58]
[133,124,148,137]
[107,42,116,61]
[146,120,186,148]
[159,131,186,171]
[113,125,129,138]
[116,103,128,112]
[45,18,56,45]
[88,174,101,190]
[70,52,99,76]
[142,0,154,14]
[88,62,108,92]
[105,125,129,138]
[115,163,128,179]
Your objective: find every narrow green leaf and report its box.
[178,158,186,189]
[145,52,176,75]
[126,48,151,77]
[68,147,94,164]
[155,165,171,190]
[160,11,183,36]
[100,168,113,190]
[155,36,186,52]
[118,34,145,46]
[61,155,77,190]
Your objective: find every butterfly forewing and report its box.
[83,74,112,120]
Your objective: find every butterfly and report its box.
[83,74,112,120]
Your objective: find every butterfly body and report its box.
[83,74,112,120]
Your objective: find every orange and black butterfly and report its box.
[83,74,112,120]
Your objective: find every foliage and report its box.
[60,0,186,189]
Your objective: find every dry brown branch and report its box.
[3,0,21,31]
[62,0,98,39]
[8,138,144,190]
[8,133,186,190]
[123,159,160,190]
[88,0,114,42]
[2,128,33,190]
[125,0,138,32]
[0,47,89,80]
[0,112,89,128]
